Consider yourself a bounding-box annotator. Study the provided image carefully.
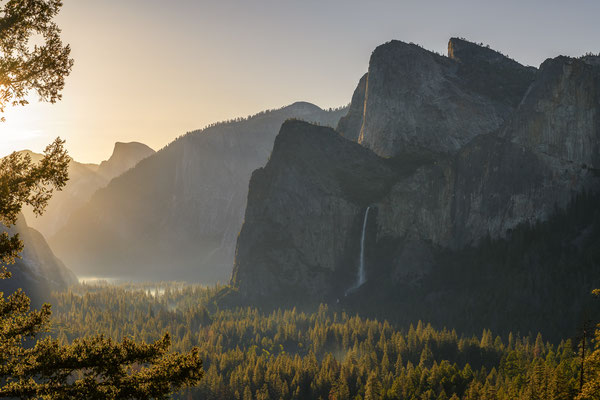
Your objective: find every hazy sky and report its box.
[1,0,599,163]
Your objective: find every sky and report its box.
[1,0,599,163]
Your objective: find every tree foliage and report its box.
[0,0,74,118]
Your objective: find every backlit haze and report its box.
[1,0,599,163]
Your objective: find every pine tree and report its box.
[364,372,382,400]
[577,290,600,400]
[329,378,350,400]
[419,344,434,368]
[243,385,253,400]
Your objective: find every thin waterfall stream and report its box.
[345,206,371,295]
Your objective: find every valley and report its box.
[2,3,600,395]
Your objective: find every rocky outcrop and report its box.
[232,120,450,302]
[338,39,536,156]
[50,102,347,282]
[1,215,76,305]
[232,39,600,306]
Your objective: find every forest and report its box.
[48,283,595,400]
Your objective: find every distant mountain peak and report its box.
[286,101,322,111]
[98,142,155,180]
[109,141,154,159]
[15,149,44,163]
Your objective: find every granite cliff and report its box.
[231,38,600,323]
[232,120,405,300]
[338,38,536,156]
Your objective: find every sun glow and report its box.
[0,99,53,158]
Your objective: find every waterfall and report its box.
[357,206,370,286]
[346,206,370,295]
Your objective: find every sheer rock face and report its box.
[338,39,536,156]
[506,56,600,168]
[231,121,452,302]
[232,40,600,304]
[453,55,600,245]
[50,103,347,282]
[231,120,400,299]
[1,216,76,305]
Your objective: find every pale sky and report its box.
[1,0,599,163]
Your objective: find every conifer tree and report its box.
[577,289,600,400]
[364,372,382,400]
